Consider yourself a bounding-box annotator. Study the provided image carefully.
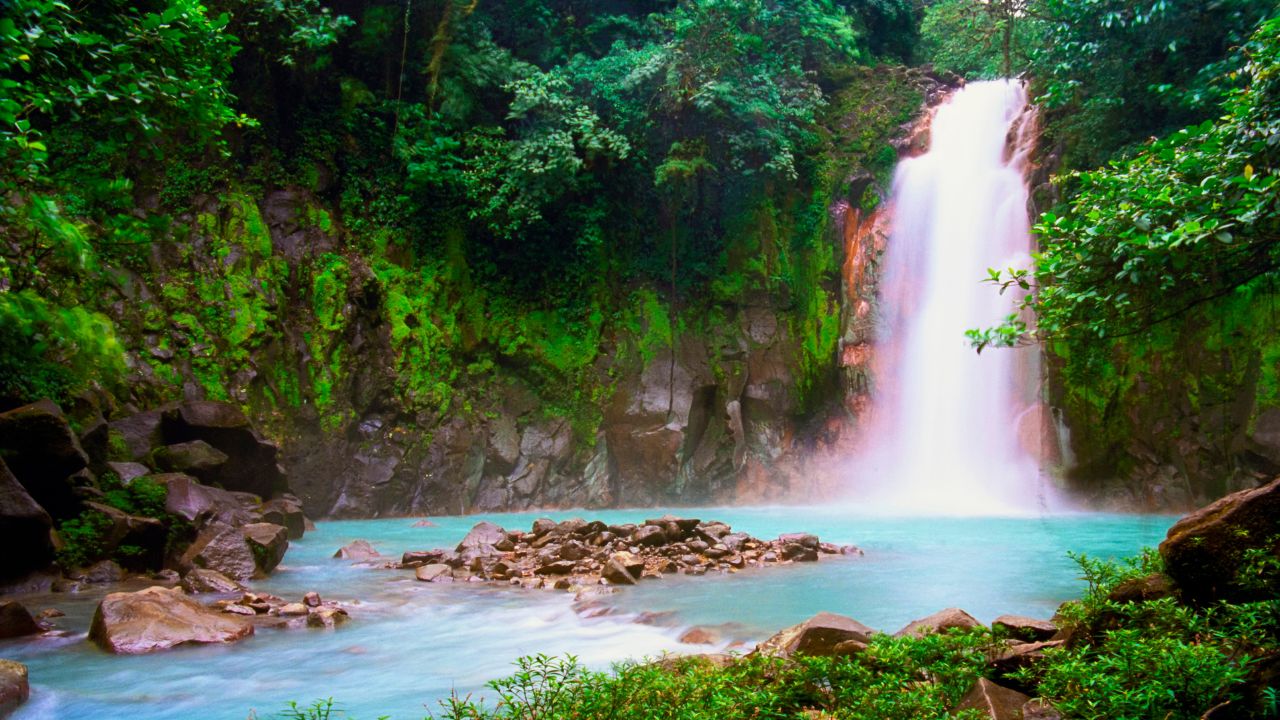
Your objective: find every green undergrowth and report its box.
[279,545,1280,720]
[55,474,190,570]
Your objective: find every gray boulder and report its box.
[180,568,244,594]
[151,440,228,482]
[180,523,256,581]
[242,523,289,574]
[334,540,380,561]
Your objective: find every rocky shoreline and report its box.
[392,515,862,592]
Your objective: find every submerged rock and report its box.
[89,586,253,654]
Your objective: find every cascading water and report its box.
[847,79,1055,515]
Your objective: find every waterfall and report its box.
[847,80,1054,515]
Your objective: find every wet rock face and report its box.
[1160,475,1280,603]
[89,585,254,654]
[399,515,860,593]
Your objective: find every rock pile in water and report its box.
[398,515,861,591]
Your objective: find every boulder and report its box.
[415,564,452,582]
[530,518,558,537]
[0,602,40,639]
[1159,476,1280,603]
[952,678,1030,720]
[106,461,151,485]
[0,399,88,520]
[161,401,288,498]
[242,523,289,574]
[0,660,28,716]
[89,585,253,654]
[307,606,348,629]
[180,568,244,594]
[81,501,167,570]
[76,559,124,584]
[153,473,253,528]
[989,640,1064,688]
[334,540,380,561]
[992,615,1057,642]
[150,440,228,482]
[456,522,507,553]
[259,496,306,539]
[180,523,256,581]
[0,458,53,581]
[108,410,165,462]
[632,525,666,547]
[755,612,876,658]
[603,552,644,585]
[894,608,982,638]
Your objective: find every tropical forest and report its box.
[0,0,1279,717]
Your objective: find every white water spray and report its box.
[848,80,1053,515]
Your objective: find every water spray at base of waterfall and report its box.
[843,79,1068,516]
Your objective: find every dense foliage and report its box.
[0,0,925,431]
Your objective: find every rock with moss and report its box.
[1159,475,1280,603]
[242,522,288,575]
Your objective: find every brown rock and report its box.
[678,626,719,645]
[536,560,576,576]
[180,568,244,594]
[832,639,869,655]
[952,678,1030,720]
[756,612,876,658]
[333,539,381,561]
[989,640,1064,683]
[1160,476,1280,603]
[307,606,348,628]
[456,521,508,553]
[278,602,308,616]
[895,608,982,638]
[602,551,644,585]
[0,602,40,639]
[303,591,321,608]
[152,473,254,528]
[0,659,28,716]
[631,525,666,546]
[89,586,253,654]
[415,564,452,582]
[993,614,1057,642]
[242,523,288,575]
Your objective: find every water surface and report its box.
[4,508,1173,719]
